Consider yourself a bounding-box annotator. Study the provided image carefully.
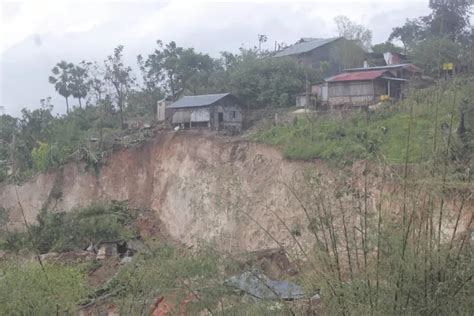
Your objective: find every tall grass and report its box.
[250,79,473,314]
[253,80,470,167]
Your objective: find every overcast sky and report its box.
[0,0,431,117]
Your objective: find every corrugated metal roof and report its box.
[226,272,306,300]
[168,93,231,109]
[325,70,388,82]
[381,76,408,81]
[344,63,422,73]
[274,37,341,57]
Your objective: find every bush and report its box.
[1,201,137,253]
[254,79,471,166]
[0,262,89,314]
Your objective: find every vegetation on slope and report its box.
[0,262,89,315]
[0,201,137,253]
[254,79,474,167]
[0,1,473,315]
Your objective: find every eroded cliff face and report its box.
[2,131,472,252]
[0,131,324,252]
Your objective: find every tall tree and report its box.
[425,0,472,39]
[88,61,107,105]
[104,45,135,128]
[334,15,372,50]
[388,19,425,52]
[69,61,90,108]
[371,42,403,54]
[226,48,321,107]
[140,41,217,100]
[137,54,164,113]
[48,61,73,113]
[257,34,268,52]
[330,40,366,71]
[411,37,461,75]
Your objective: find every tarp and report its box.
[226,271,305,300]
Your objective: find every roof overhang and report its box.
[381,77,408,81]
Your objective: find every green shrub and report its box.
[0,262,89,314]
[1,201,137,253]
[254,79,471,166]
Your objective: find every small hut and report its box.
[167,93,243,133]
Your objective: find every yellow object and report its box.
[442,63,454,70]
[380,95,390,101]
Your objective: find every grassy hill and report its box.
[253,79,473,169]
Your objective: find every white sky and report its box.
[1,0,432,116]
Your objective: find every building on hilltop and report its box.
[324,70,399,107]
[167,93,243,133]
[273,37,366,76]
[322,63,422,107]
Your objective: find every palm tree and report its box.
[258,34,268,52]
[49,61,73,113]
[70,62,90,108]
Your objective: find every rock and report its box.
[120,256,133,264]
[39,252,59,262]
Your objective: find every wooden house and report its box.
[323,64,422,107]
[324,70,402,107]
[167,93,243,133]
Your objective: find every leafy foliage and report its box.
[225,49,321,108]
[138,40,219,100]
[1,201,137,253]
[411,37,462,76]
[114,243,233,315]
[49,61,74,113]
[388,0,473,74]
[0,262,89,314]
[389,18,426,52]
[105,45,136,128]
[371,41,403,54]
[31,141,58,171]
[334,15,372,50]
[254,80,472,165]
[0,102,123,182]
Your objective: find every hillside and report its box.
[1,131,319,252]
[1,78,473,315]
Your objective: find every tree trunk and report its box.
[65,97,69,113]
[119,99,125,129]
[78,97,82,109]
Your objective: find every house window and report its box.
[231,111,236,119]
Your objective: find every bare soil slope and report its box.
[1,131,321,252]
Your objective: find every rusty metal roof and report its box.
[325,70,389,82]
